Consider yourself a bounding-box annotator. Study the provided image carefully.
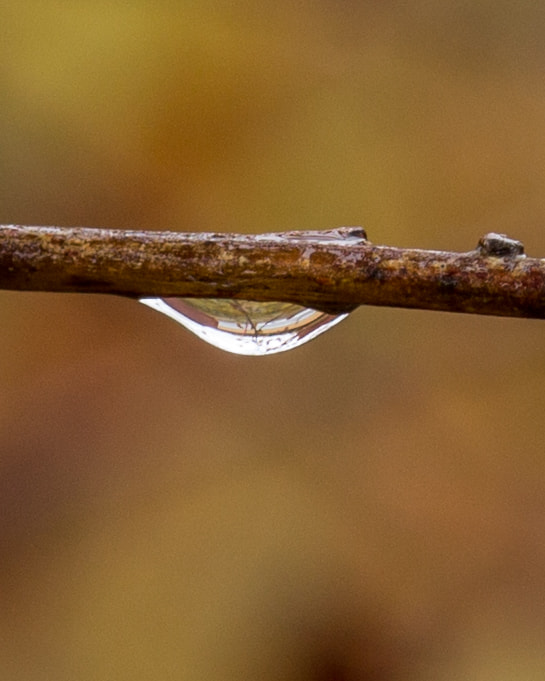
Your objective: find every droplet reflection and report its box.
[140,297,348,355]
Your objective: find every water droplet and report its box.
[140,297,348,355]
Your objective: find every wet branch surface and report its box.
[1,224,544,318]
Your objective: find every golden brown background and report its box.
[2,2,545,679]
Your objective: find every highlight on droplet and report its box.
[140,297,348,355]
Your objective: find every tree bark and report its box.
[0,224,544,318]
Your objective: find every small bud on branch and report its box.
[0,224,544,318]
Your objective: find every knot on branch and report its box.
[338,226,368,240]
[477,233,525,257]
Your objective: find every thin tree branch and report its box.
[0,224,544,318]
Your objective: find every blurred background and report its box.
[2,2,545,679]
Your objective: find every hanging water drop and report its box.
[140,297,348,356]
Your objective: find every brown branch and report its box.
[0,224,544,318]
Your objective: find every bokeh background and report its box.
[2,2,545,679]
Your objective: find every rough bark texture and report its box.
[0,224,544,317]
